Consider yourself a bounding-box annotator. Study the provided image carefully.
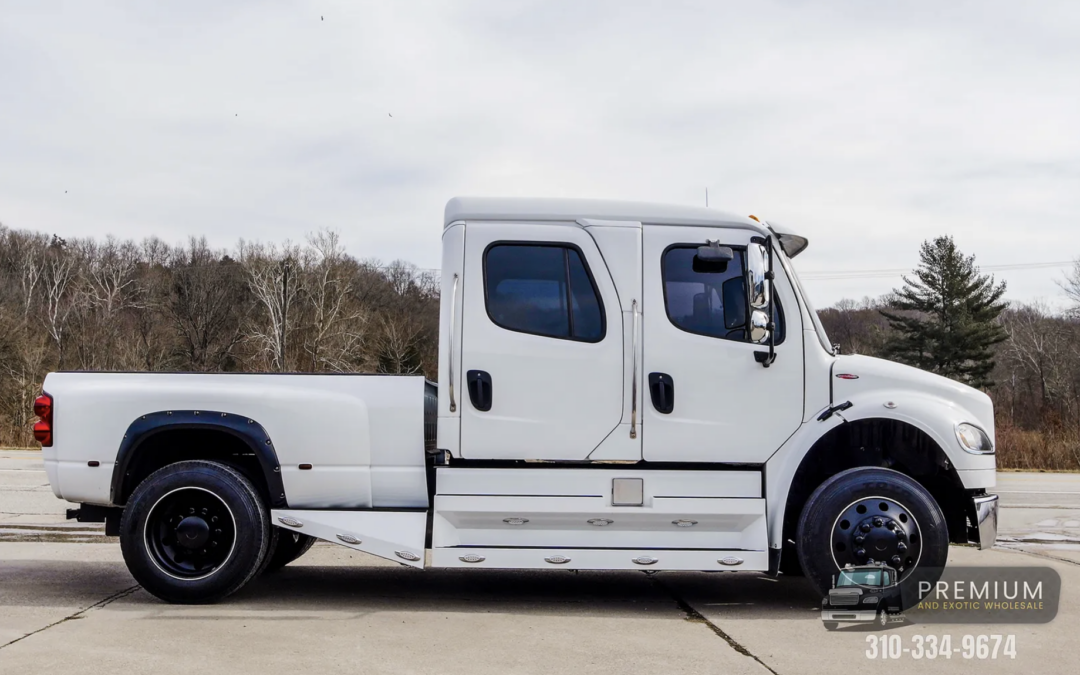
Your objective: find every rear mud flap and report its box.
[270,509,427,568]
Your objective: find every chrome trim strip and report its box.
[448,273,459,413]
[630,299,639,439]
[973,493,998,550]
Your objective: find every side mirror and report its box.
[749,309,770,344]
[746,243,769,309]
[693,242,734,273]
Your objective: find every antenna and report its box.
[705,188,709,207]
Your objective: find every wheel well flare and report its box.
[110,411,286,509]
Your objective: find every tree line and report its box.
[2,222,1078,471]
[0,224,439,447]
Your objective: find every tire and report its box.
[778,544,804,576]
[120,460,270,604]
[262,530,317,573]
[795,467,948,602]
[823,621,838,631]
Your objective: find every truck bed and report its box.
[41,372,434,510]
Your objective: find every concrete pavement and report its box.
[3,448,1079,674]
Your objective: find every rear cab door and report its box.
[458,221,628,460]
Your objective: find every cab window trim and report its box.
[482,240,607,343]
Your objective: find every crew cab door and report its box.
[459,222,625,460]
[641,225,804,462]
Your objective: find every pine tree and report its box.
[880,236,1007,388]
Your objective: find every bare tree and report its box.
[239,240,302,372]
[166,238,247,372]
[1060,259,1080,316]
[300,230,369,372]
[41,237,78,368]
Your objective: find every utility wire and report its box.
[799,260,1074,281]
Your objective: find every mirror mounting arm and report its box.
[758,236,777,368]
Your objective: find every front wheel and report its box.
[796,467,948,601]
[120,460,270,604]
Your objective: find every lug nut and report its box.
[855,548,866,558]
[897,542,907,552]
[854,535,865,544]
[860,523,871,533]
[891,556,902,567]
[873,518,883,527]
[886,521,896,530]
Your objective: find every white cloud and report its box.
[1,0,1077,306]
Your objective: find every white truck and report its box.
[34,197,999,604]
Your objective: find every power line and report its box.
[799,260,1075,281]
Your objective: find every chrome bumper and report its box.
[972,493,998,550]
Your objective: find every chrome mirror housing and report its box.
[747,243,769,309]
[749,309,770,343]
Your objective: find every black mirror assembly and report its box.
[693,241,734,273]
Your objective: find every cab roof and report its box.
[444,197,809,256]
[445,196,762,232]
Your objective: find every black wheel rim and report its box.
[145,487,236,580]
[830,496,922,575]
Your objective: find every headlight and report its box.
[956,423,994,454]
[862,596,879,605]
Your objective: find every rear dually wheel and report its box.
[120,460,270,604]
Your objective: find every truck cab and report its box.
[38,197,999,604]
[821,563,903,630]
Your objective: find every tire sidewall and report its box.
[796,467,949,603]
[120,460,269,604]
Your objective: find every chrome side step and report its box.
[271,509,427,568]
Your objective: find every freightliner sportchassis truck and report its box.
[34,197,999,604]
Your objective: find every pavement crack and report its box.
[0,584,140,651]
[998,545,1080,567]
[652,577,780,675]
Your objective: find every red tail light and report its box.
[33,393,53,447]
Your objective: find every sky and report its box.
[1,0,1078,308]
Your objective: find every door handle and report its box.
[648,372,674,414]
[466,370,493,412]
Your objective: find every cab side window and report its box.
[662,245,784,344]
[484,244,605,342]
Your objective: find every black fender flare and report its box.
[110,410,287,508]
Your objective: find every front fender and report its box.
[765,390,996,550]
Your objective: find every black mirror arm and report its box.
[759,237,777,368]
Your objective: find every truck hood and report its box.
[832,354,995,437]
